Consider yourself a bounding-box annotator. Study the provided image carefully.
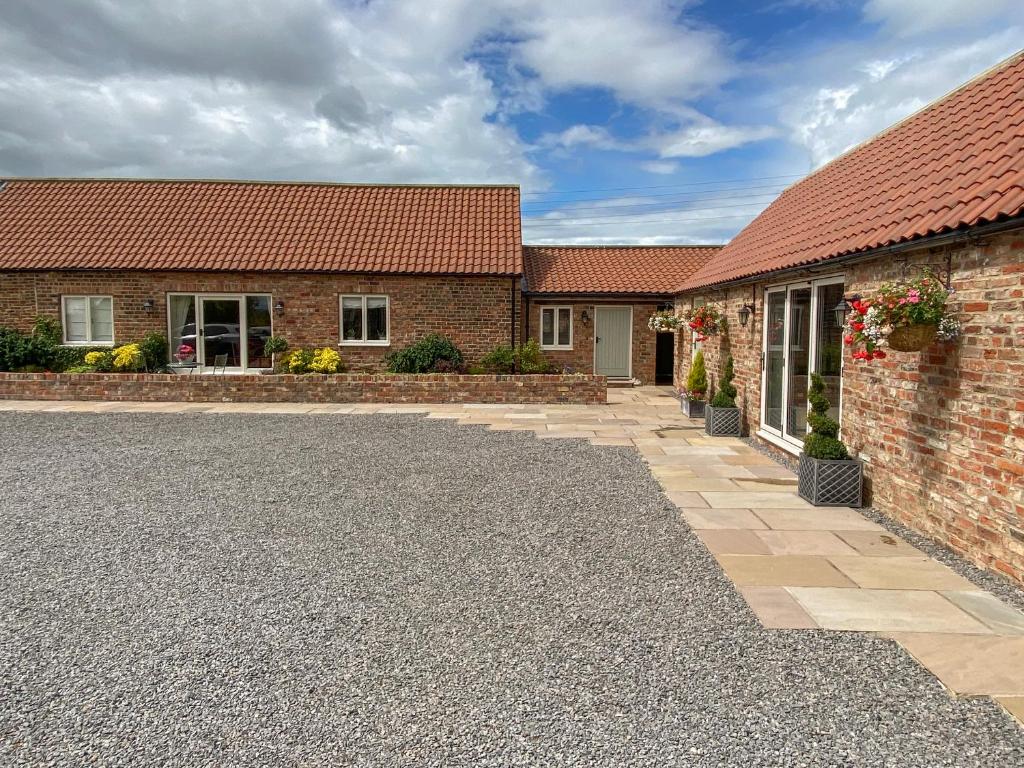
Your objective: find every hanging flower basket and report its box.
[648,311,681,332]
[844,271,959,362]
[681,305,721,343]
[886,324,938,352]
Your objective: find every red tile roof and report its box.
[524,245,720,295]
[0,179,522,275]
[680,51,1024,292]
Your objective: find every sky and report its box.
[0,1,1020,245]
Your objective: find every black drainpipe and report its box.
[511,277,518,373]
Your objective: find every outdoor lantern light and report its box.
[581,309,590,324]
[833,294,860,328]
[142,298,155,312]
[737,303,755,328]
[274,300,285,315]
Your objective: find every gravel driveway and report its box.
[1,411,1022,767]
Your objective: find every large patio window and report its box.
[167,293,272,370]
[62,295,113,345]
[760,276,844,451]
[540,306,572,349]
[341,295,389,345]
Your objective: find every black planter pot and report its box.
[681,397,705,419]
[797,453,863,507]
[705,405,742,436]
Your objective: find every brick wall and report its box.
[675,232,1024,585]
[524,299,665,383]
[0,270,520,370]
[0,372,607,404]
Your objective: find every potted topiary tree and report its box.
[705,355,742,436]
[680,349,708,418]
[798,372,863,506]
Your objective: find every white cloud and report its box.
[864,0,1021,37]
[782,29,1022,167]
[537,125,627,152]
[512,0,732,109]
[655,123,778,158]
[640,160,680,175]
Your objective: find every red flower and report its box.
[873,350,887,359]
[843,334,854,346]
[852,350,870,361]
[851,321,865,332]
[688,321,697,329]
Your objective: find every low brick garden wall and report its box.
[0,372,607,405]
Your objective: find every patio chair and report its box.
[212,353,229,374]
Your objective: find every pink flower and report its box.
[906,289,921,304]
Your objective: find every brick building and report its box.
[0,180,524,371]
[674,52,1024,584]
[522,246,717,384]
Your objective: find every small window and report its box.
[62,296,113,345]
[340,295,389,345]
[540,306,572,349]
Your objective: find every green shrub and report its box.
[478,344,516,374]
[685,350,708,399]
[710,355,737,408]
[64,365,97,374]
[138,332,169,372]
[385,334,463,373]
[803,372,849,460]
[0,327,33,371]
[516,338,552,374]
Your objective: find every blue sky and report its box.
[0,1,1020,244]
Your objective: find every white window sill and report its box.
[755,429,802,457]
[541,345,572,351]
[339,340,390,347]
[61,342,115,347]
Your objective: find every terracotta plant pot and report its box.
[887,324,937,352]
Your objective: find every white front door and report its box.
[594,306,632,378]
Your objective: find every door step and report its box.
[606,378,636,388]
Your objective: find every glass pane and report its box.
[201,299,241,368]
[814,282,845,426]
[366,297,387,341]
[786,287,812,438]
[246,295,272,368]
[89,297,113,342]
[541,309,554,346]
[557,308,571,346]
[169,296,197,363]
[342,297,364,341]
[64,297,88,342]
[764,292,786,431]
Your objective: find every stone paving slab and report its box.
[888,633,1024,696]
[791,588,991,634]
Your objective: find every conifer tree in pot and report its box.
[680,349,708,418]
[705,356,742,436]
[798,372,863,506]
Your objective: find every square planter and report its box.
[798,453,863,507]
[705,405,742,436]
[681,397,705,419]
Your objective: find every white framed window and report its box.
[62,295,113,345]
[540,306,572,349]
[340,295,389,345]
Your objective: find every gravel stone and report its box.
[1,412,1022,767]
[742,435,1024,611]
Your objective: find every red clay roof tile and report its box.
[0,179,522,276]
[680,51,1024,291]
[524,245,719,295]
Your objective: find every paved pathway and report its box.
[3,387,1023,724]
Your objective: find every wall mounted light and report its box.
[833,294,861,328]
[142,298,155,313]
[581,309,591,324]
[737,303,755,328]
[274,300,285,316]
